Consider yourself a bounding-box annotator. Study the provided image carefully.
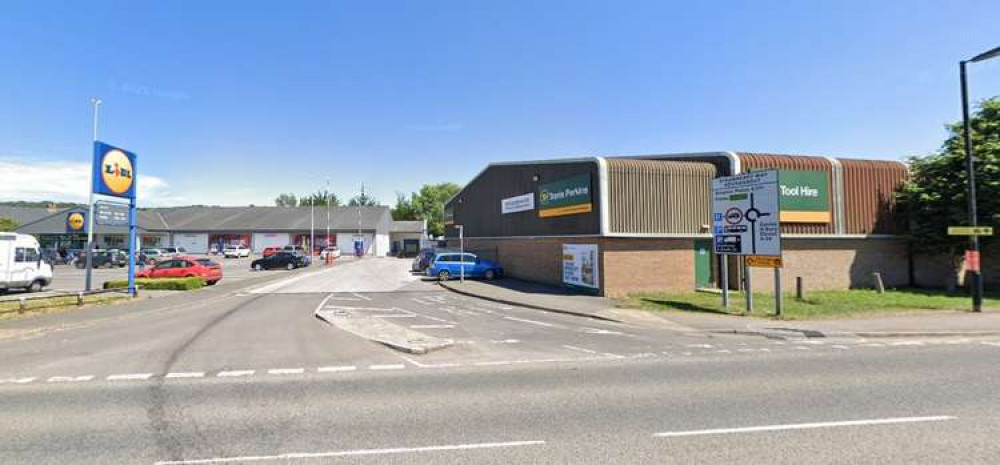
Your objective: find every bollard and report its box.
[19,297,27,313]
[77,292,84,306]
[795,276,804,301]
[873,272,885,294]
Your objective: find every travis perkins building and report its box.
[15,205,428,257]
[443,151,938,298]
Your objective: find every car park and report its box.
[282,245,307,254]
[137,256,222,285]
[426,252,503,281]
[142,248,165,265]
[159,247,187,257]
[412,248,443,272]
[76,250,127,269]
[251,252,309,271]
[0,233,53,293]
[223,244,251,258]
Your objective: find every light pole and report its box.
[326,178,331,259]
[960,45,1000,312]
[84,98,102,291]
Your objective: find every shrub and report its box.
[103,277,204,291]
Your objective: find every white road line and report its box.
[490,339,520,344]
[47,375,94,383]
[217,370,255,378]
[369,364,405,370]
[474,361,512,366]
[154,440,546,465]
[0,377,37,384]
[107,373,153,381]
[317,365,357,373]
[352,292,372,301]
[832,345,850,350]
[373,314,417,318]
[654,416,955,438]
[981,341,1000,347]
[410,312,457,324]
[165,372,205,379]
[891,341,925,346]
[562,344,598,354]
[268,368,305,375]
[503,316,556,327]
[410,324,455,329]
[686,344,713,349]
[581,327,624,335]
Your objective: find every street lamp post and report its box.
[326,179,331,260]
[84,98,102,291]
[959,45,1000,313]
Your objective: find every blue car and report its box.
[427,252,503,281]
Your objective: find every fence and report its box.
[0,288,131,314]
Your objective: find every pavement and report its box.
[439,277,1000,339]
[2,258,1000,463]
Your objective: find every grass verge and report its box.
[0,292,131,320]
[104,277,204,291]
[622,288,1000,320]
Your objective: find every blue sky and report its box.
[1,0,998,206]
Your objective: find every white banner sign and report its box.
[501,193,535,214]
[711,170,782,257]
[562,244,599,289]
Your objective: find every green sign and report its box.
[948,226,993,236]
[539,174,592,218]
[778,170,830,223]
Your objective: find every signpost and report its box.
[95,201,130,227]
[712,170,783,315]
[86,141,138,297]
[948,226,994,236]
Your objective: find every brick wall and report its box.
[747,238,909,291]
[601,238,695,297]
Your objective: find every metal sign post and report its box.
[91,141,138,297]
[712,170,782,315]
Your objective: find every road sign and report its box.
[95,201,129,226]
[948,226,993,236]
[712,170,782,257]
[746,255,783,268]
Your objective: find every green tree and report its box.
[300,190,341,207]
[274,193,298,207]
[348,193,379,206]
[899,97,999,265]
[0,217,18,232]
[393,182,461,237]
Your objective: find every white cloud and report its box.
[0,159,185,206]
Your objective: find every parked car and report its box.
[262,247,282,257]
[319,246,340,260]
[282,245,306,254]
[251,252,309,271]
[143,248,165,265]
[0,233,52,293]
[137,256,222,285]
[223,244,250,258]
[412,248,444,272]
[427,252,503,281]
[209,244,220,255]
[76,250,127,268]
[159,247,187,257]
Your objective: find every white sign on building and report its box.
[711,170,782,257]
[562,243,599,289]
[501,193,535,214]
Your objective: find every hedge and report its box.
[103,277,204,291]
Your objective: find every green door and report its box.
[694,239,712,289]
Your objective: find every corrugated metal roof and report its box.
[606,159,716,234]
[0,206,59,225]
[839,158,907,234]
[15,207,170,235]
[736,152,836,235]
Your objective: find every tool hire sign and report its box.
[711,170,782,257]
[92,142,137,199]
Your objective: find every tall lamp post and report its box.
[84,98,102,291]
[960,45,1000,312]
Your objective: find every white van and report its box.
[0,233,53,293]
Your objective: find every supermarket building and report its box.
[444,151,937,297]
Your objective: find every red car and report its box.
[262,247,281,257]
[137,256,223,285]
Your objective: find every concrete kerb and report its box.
[709,328,1000,340]
[436,280,622,323]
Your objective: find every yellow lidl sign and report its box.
[92,141,137,199]
[66,212,86,233]
[948,226,993,236]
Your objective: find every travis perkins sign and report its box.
[538,174,592,218]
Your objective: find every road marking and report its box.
[891,341,925,346]
[490,339,520,344]
[654,416,955,438]
[154,440,546,464]
[217,370,255,377]
[832,345,850,350]
[981,341,1000,347]
[373,314,417,318]
[107,373,153,381]
[716,349,732,354]
[47,375,94,382]
[562,344,598,354]
[369,364,405,370]
[165,372,205,379]
[410,324,455,329]
[474,361,512,366]
[268,368,305,375]
[686,344,713,349]
[317,365,357,373]
[581,327,624,335]
[503,316,556,327]
[0,377,37,384]
[410,312,457,324]
[352,292,372,301]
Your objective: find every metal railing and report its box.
[0,288,131,314]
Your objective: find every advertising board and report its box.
[539,174,592,218]
[501,193,535,214]
[562,243,599,289]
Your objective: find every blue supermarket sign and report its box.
[92,141,137,199]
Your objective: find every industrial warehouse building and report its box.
[444,151,924,297]
[14,205,428,257]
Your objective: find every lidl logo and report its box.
[66,212,86,233]
[101,149,134,195]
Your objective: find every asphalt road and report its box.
[2,258,999,464]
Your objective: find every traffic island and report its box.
[314,309,453,354]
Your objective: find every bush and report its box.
[103,277,204,291]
